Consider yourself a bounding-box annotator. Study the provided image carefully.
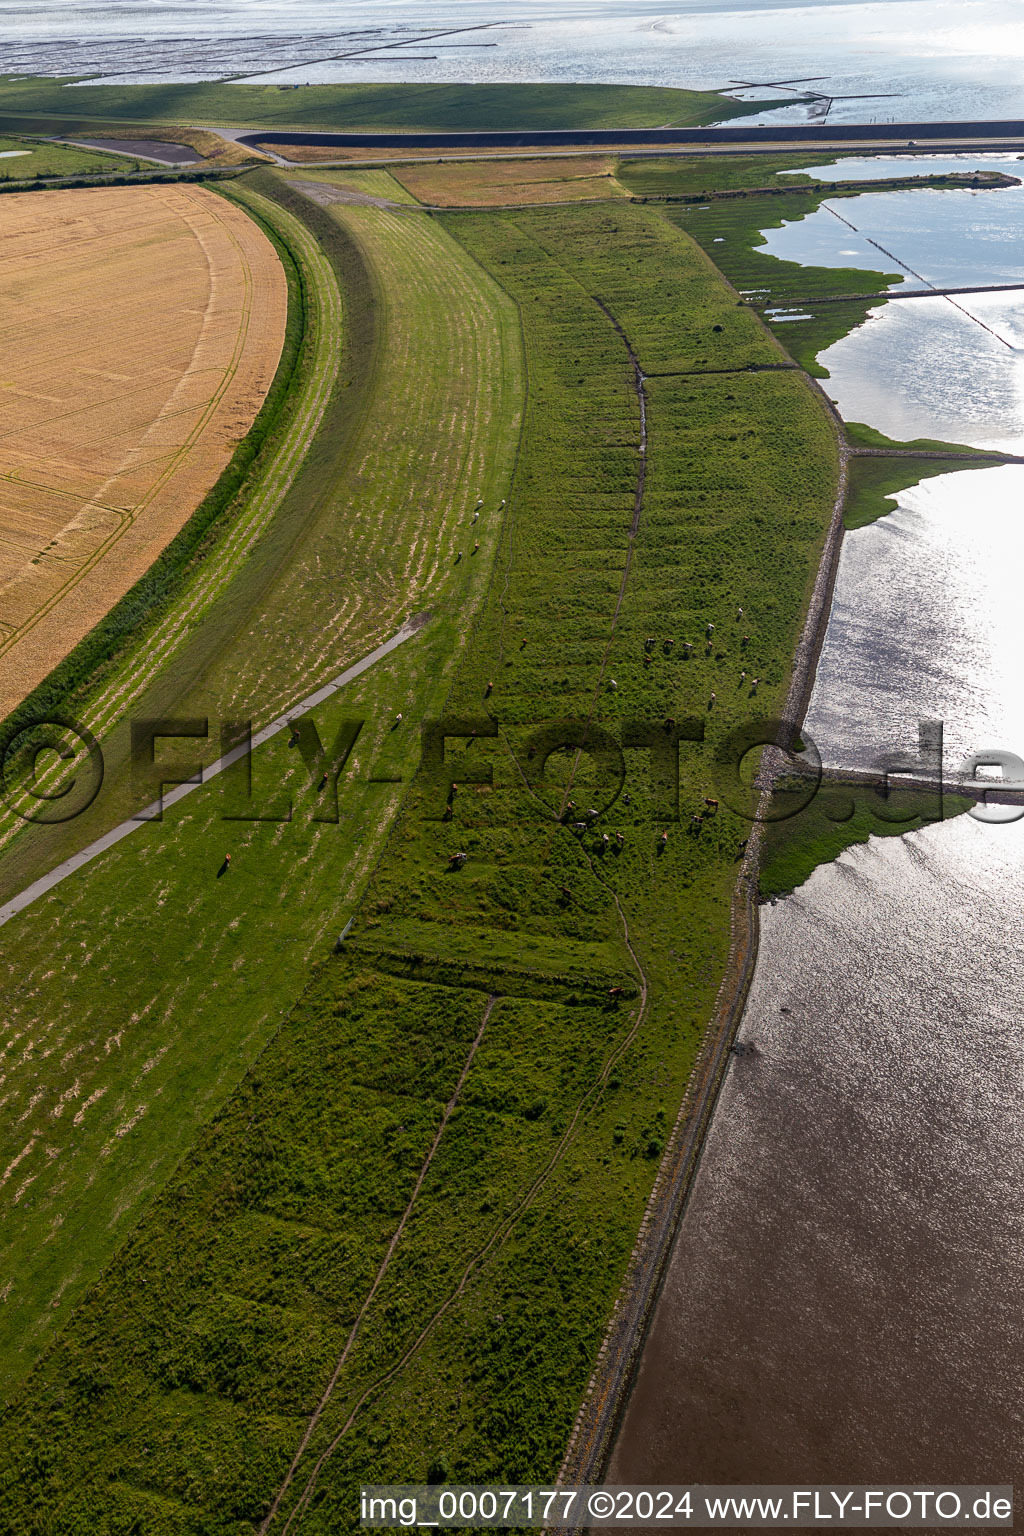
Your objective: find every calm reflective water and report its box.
[817,292,1024,452]
[766,174,1024,769]
[806,464,1024,773]
[763,178,1024,290]
[4,0,1024,118]
[611,151,1024,1486]
[610,814,1024,1486]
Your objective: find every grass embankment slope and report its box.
[633,154,987,882]
[0,134,132,178]
[286,166,420,203]
[0,200,840,1531]
[0,77,771,138]
[69,125,269,167]
[0,170,519,879]
[0,174,523,1395]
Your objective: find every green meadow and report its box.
[0,77,770,138]
[0,172,523,1395]
[0,194,840,1531]
[2,133,1002,1531]
[0,134,131,178]
[843,453,992,530]
[759,780,973,899]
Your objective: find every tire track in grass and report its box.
[270,949,646,1535]
[260,995,497,1536]
[265,240,657,1536]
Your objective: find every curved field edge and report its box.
[0,201,842,1531]
[0,173,342,893]
[0,191,524,1399]
[0,178,310,809]
[842,452,995,530]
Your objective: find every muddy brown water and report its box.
[608,813,1024,1492]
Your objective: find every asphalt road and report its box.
[241,119,1024,151]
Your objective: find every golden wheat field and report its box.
[0,183,287,717]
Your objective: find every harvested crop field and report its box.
[0,183,287,718]
[391,154,625,206]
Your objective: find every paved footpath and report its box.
[0,615,426,933]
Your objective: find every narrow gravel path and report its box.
[0,615,427,934]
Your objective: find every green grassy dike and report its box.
[5,136,1004,1531]
[0,198,841,1532]
[0,77,771,138]
[0,172,524,1404]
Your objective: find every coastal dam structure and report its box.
[244,119,1024,152]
